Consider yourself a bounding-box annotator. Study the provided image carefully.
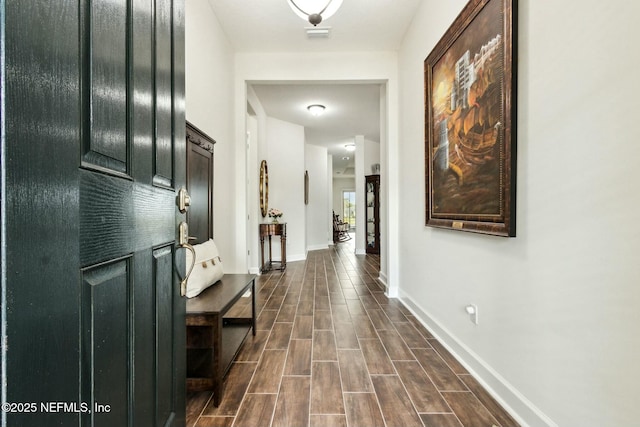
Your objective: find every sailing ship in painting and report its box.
[433,34,503,187]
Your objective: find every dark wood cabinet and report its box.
[186,274,256,407]
[365,175,380,254]
[187,121,215,244]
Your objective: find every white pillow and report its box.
[185,239,224,298]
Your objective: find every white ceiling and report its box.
[206,0,422,175]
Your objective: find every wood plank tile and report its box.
[406,315,434,339]
[345,299,366,316]
[310,361,345,414]
[292,315,313,340]
[412,348,467,391]
[393,361,450,413]
[315,284,329,297]
[284,339,312,376]
[420,413,463,427]
[276,304,297,322]
[194,416,234,427]
[332,304,351,323]
[381,305,409,322]
[235,333,268,362]
[367,309,394,330]
[282,290,301,306]
[233,393,277,427]
[314,310,333,330]
[352,315,377,339]
[334,322,359,349]
[360,294,379,309]
[186,391,211,427]
[257,309,278,330]
[272,376,311,427]
[265,322,293,350]
[342,289,360,300]
[313,330,338,361]
[428,339,469,375]
[377,329,415,360]
[371,375,423,427]
[359,339,395,375]
[329,291,345,305]
[265,293,285,310]
[338,349,372,392]
[353,284,371,296]
[441,391,500,427]
[309,414,347,427]
[315,294,330,310]
[248,350,287,393]
[344,393,385,427]
[203,362,257,416]
[394,322,431,349]
[297,299,314,315]
[459,374,520,427]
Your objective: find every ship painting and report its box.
[430,29,505,216]
[425,0,516,236]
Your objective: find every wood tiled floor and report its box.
[186,240,520,427]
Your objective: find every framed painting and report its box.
[425,0,517,236]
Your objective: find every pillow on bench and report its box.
[185,239,224,298]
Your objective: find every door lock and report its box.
[177,187,191,213]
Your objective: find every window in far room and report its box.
[342,190,355,228]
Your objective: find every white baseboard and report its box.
[287,253,306,263]
[307,244,329,252]
[248,267,260,275]
[355,248,366,255]
[398,290,557,427]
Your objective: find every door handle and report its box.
[176,221,195,297]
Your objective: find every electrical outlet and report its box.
[465,304,478,325]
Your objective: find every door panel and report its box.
[2,0,186,426]
[84,0,129,173]
[81,258,131,426]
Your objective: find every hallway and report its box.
[186,241,519,427]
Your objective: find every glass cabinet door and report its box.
[365,175,380,254]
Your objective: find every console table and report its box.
[259,222,287,273]
[186,274,256,407]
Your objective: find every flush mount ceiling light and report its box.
[344,143,355,152]
[287,0,344,26]
[307,104,326,116]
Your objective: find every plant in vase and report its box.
[268,208,283,223]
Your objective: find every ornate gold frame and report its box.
[260,160,269,217]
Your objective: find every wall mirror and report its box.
[260,160,268,217]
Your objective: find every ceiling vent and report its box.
[306,26,331,38]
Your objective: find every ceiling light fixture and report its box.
[344,143,355,152]
[287,0,344,26]
[307,104,326,116]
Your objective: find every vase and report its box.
[272,218,279,224]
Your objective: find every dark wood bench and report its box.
[185,274,256,407]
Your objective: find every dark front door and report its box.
[2,1,186,426]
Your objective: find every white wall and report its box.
[398,1,640,426]
[364,139,381,176]
[305,144,329,251]
[185,1,240,270]
[266,117,306,262]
